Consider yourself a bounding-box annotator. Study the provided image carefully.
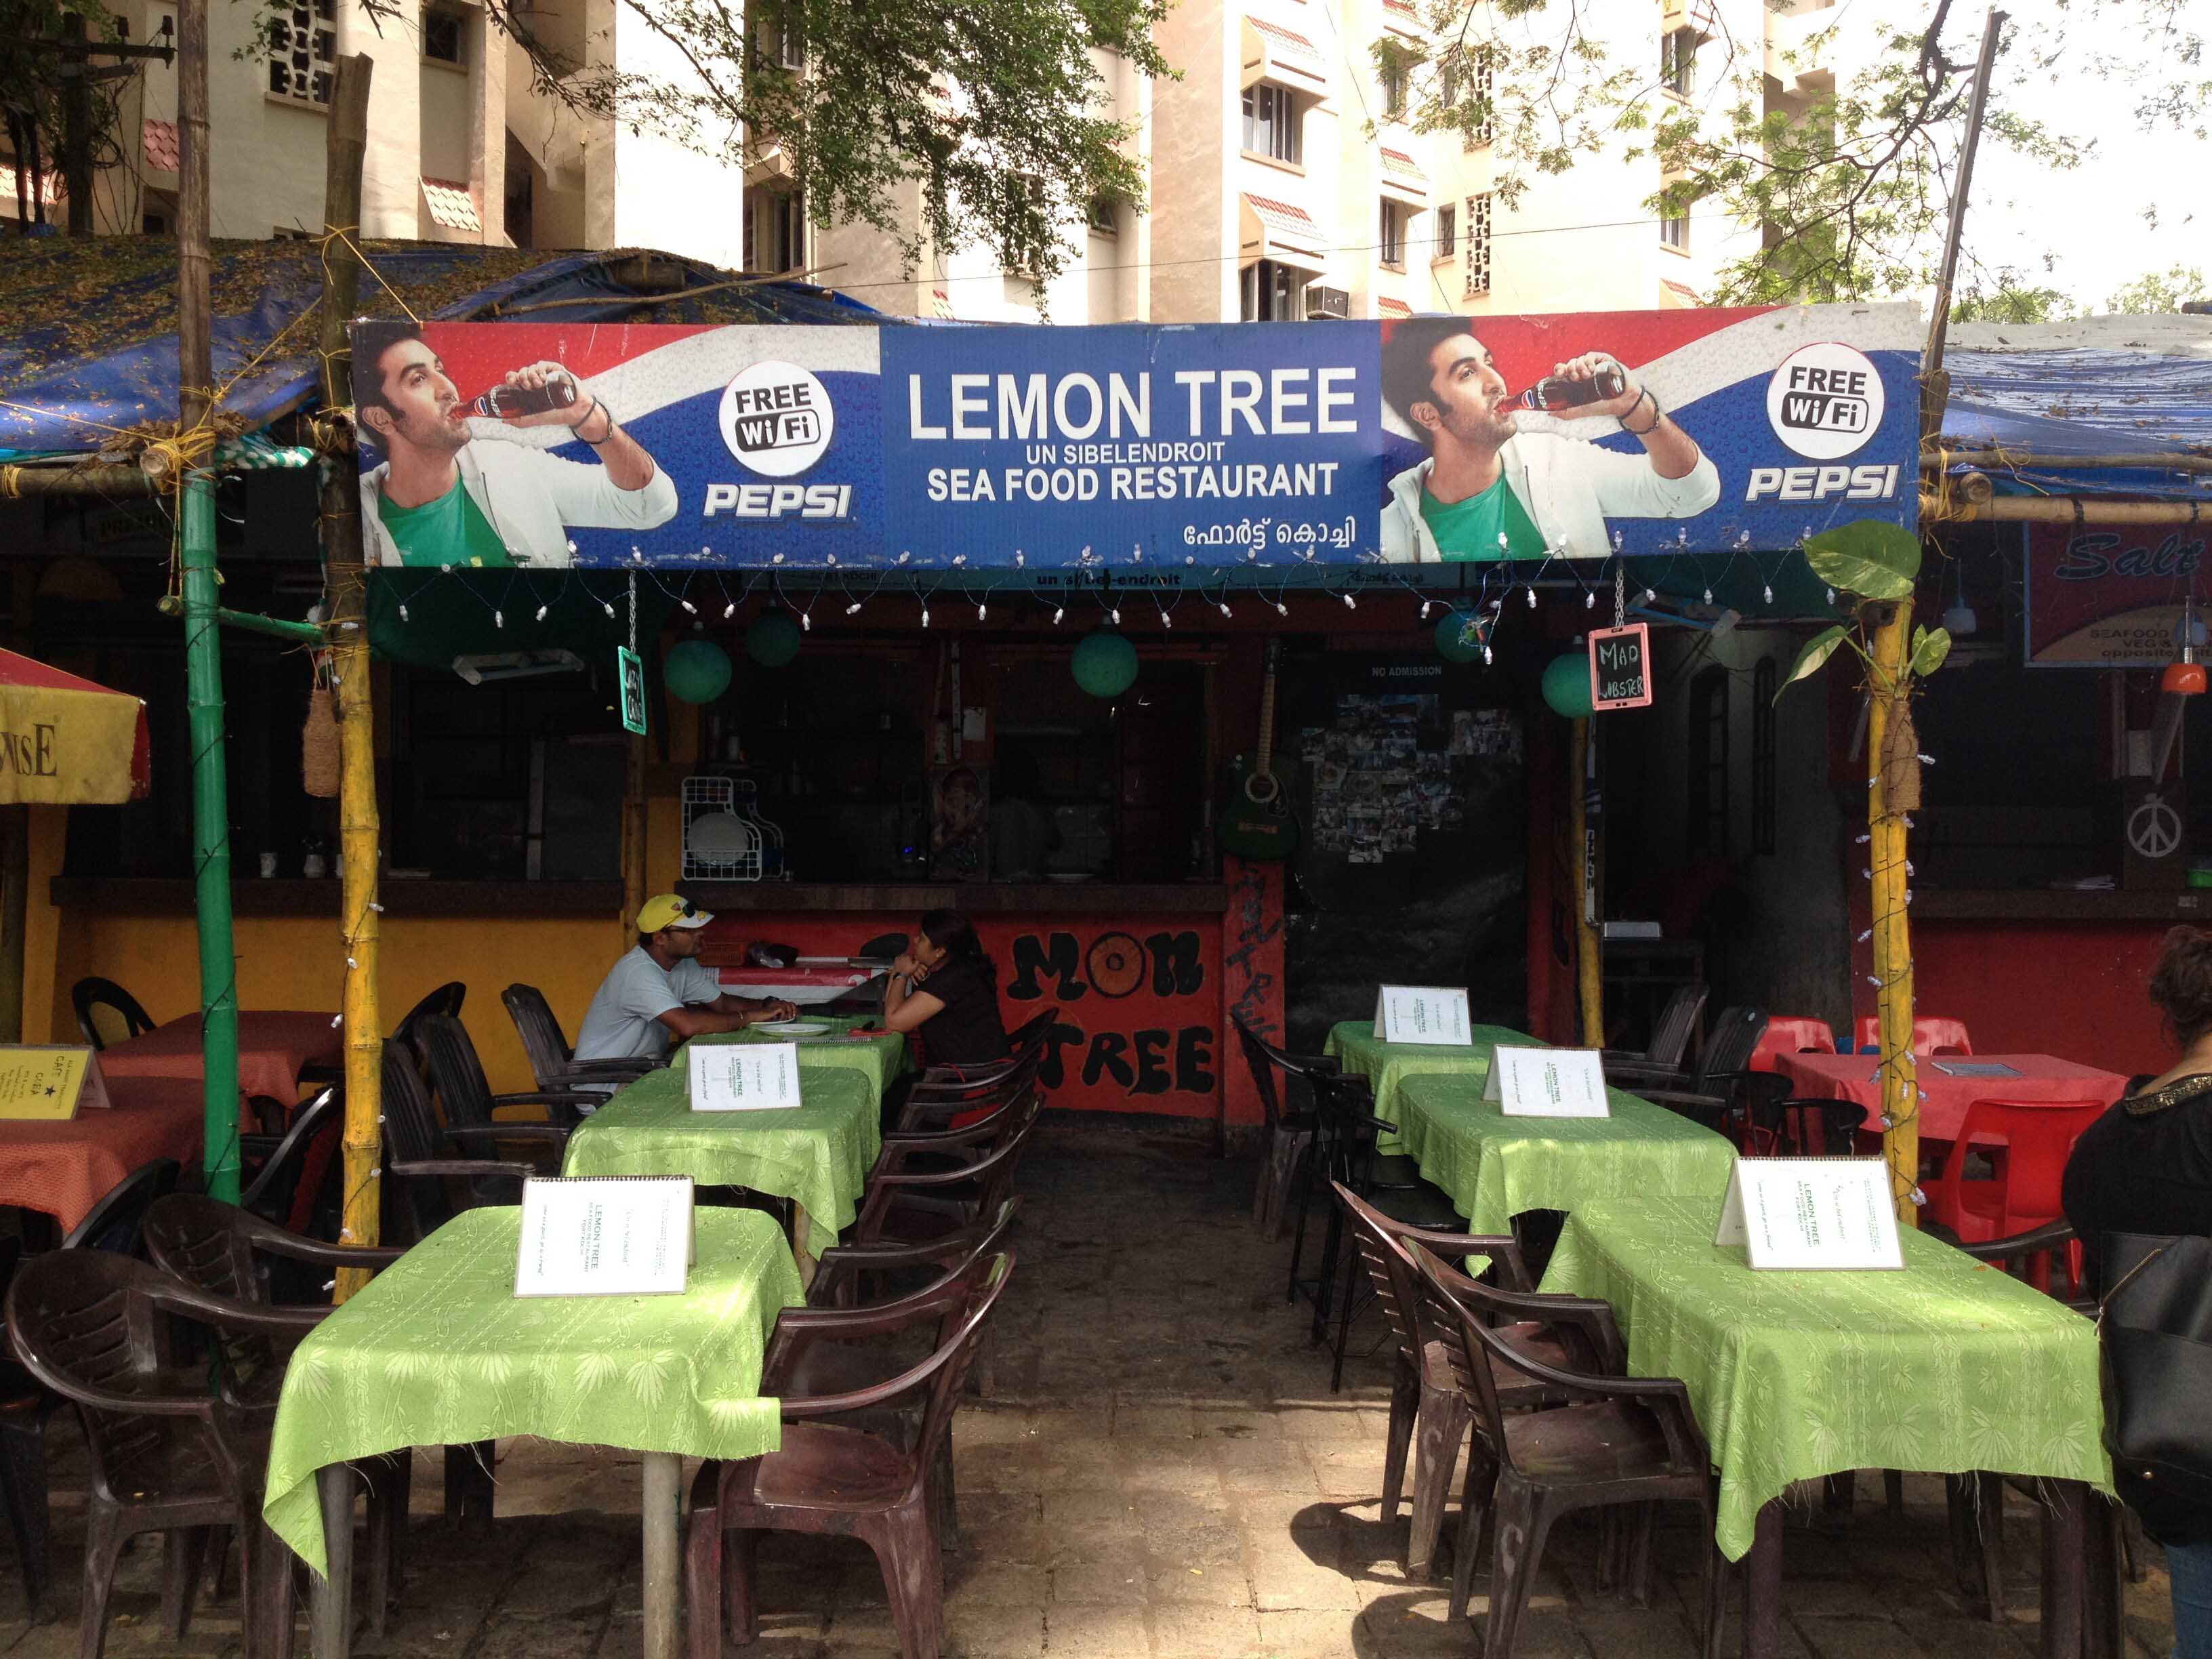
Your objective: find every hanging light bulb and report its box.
[724,602,737,619]
[1763,583,1774,605]
[493,610,504,628]
[1160,609,1174,629]
[1274,600,1289,617]
[977,602,988,622]
[680,598,697,615]
[398,604,409,622]
[1052,607,1065,626]
[1418,600,1433,619]
[1584,590,1595,610]
[1218,600,1233,617]
[920,606,931,628]
[845,601,863,615]
[535,605,548,623]
[1343,593,1357,609]
[1525,586,1536,608]
[1014,550,1025,568]
[1482,645,1494,665]
[800,611,812,632]
[602,600,616,619]
[897,551,912,565]
[951,554,967,567]
[1110,607,1121,625]
[1641,588,1656,606]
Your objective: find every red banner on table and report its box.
[2025,523,2210,667]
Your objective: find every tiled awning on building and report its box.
[1240,16,1330,94]
[142,119,180,175]
[1239,194,1329,274]
[1381,0,1424,40]
[421,178,483,234]
[1377,295,1412,319]
[1379,146,1427,205]
[930,287,958,319]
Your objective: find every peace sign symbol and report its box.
[2130,795,2184,860]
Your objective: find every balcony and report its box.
[1239,194,1328,276]
[1241,17,1330,97]
[1765,7,1838,92]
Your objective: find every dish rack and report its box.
[680,776,787,881]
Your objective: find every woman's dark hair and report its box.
[920,907,994,988]
[2150,926,2212,1044]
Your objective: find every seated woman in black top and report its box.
[882,907,1009,1070]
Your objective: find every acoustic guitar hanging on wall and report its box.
[1220,638,1300,861]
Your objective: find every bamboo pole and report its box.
[1866,601,1919,1225]
[1923,493,2210,525]
[176,0,241,1204]
[318,54,379,1298]
[1569,718,1603,1046]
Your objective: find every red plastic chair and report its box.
[1921,1098,2107,1252]
[1748,1017,1837,1073]
[1853,1015,1973,1057]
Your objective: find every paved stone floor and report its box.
[0,1127,2182,1657]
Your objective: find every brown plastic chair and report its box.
[681,1253,1014,1659]
[499,983,659,1092]
[896,1042,1049,1131]
[1233,1015,1319,1241]
[69,977,155,1051]
[851,1096,1040,1248]
[808,1198,1021,1310]
[416,1013,601,1141]
[1599,983,1709,1078]
[5,1250,317,1659]
[1331,1183,1572,1576]
[141,1195,417,1635]
[1408,1243,1722,1658]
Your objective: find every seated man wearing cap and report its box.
[571,895,798,1087]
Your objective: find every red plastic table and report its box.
[95,1011,343,1104]
[0,1075,203,1232]
[1773,1051,2129,1143]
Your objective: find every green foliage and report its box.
[1908,624,1952,678]
[1778,626,1849,701]
[1803,521,1921,603]
[1951,269,2081,323]
[0,0,139,234]
[2106,264,2209,315]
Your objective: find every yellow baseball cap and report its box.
[637,894,713,933]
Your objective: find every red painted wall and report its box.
[1906,920,2169,1079]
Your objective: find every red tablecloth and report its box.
[96,1011,342,1103]
[1774,1052,2129,1144]
[0,1076,203,1232]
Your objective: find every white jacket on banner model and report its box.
[1378,432,1722,564]
[361,435,680,568]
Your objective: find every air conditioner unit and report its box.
[1305,285,1349,320]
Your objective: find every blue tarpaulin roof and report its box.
[0,239,880,459]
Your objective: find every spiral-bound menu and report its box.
[1714,1158,1904,1271]
[514,1176,695,1296]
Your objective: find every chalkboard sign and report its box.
[1589,623,1653,712]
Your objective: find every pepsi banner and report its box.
[348,304,1919,573]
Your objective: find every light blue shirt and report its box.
[573,946,724,1067]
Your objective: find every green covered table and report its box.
[264,1206,804,1659]
[681,1025,909,1105]
[1540,1198,2110,1658]
[1392,1071,1738,1233]
[563,1063,881,1266]
[1323,1019,1534,1152]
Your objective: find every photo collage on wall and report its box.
[1300,697,1521,864]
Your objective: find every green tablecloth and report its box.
[680,1026,909,1107]
[264,1206,802,1574]
[1539,1198,2113,1561]
[1323,1019,1535,1152]
[563,1065,880,1259]
[1393,1072,1738,1234]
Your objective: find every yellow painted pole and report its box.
[1570,717,1603,1046]
[1865,598,1919,1226]
[319,54,380,1296]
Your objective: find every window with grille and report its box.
[1378,199,1406,268]
[1435,203,1456,259]
[1242,84,1301,165]
[267,0,336,106]
[1087,194,1119,236]
[422,7,464,64]
[1662,26,1697,98]
[1752,658,1778,854]
[1463,192,1491,295]
[1661,209,1689,251]
[1380,62,1408,119]
[1465,60,1494,146]
[1240,259,1308,321]
[1688,667,1730,857]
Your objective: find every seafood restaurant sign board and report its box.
[348,306,1919,572]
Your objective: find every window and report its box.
[1241,83,1301,165]
[1380,62,1408,119]
[1378,200,1406,268]
[422,7,464,64]
[743,186,805,273]
[752,18,804,70]
[1752,658,1778,855]
[1434,203,1456,260]
[1463,192,1491,295]
[267,0,337,106]
[1687,667,1730,857]
[1240,258,1307,321]
[1448,59,1494,147]
[1662,26,1697,98]
[1661,208,1689,251]
[1087,194,1119,236]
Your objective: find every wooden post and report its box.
[1867,599,1919,1225]
[621,733,647,945]
[1569,718,1603,1046]
[318,55,380,1298]
[1919,9,2007,447]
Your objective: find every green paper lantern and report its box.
[1541,651,1596,719]
[1435,609,1487,663]
[663,638,733,703]
[746,611,804,669]
[1071,630,1139,699]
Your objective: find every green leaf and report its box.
[1908,626,1952,678]
[1778,625,1849,700]
[1802,520,1921,601]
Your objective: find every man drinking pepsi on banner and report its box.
[1378,317,1719,563]
[352,321,679,568]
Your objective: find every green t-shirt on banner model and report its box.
[375,478,514,568]
[1418,472,1546,562]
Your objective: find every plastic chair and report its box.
[681,1254,1014,1659]
[500,983,659,1092]
[1408,1243,1723,1658]
[0,1241,54,1625]
[236,1084,344,1237]
[1748,1016,1837,1073]
[851,1097,1041,1248]
[1232,1015,1319,1240]
[63,1158,180,1254]
[1853,1015,1973,1056]
[416,1013,600,1143]
[68,977,155,1051]
[1921,1097,2108,1247]
[5,1250,313,1659]
[1599,983,1708,1078]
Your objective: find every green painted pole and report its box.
[178,0,239,1203]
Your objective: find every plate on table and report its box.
[755,1020,832,1037]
